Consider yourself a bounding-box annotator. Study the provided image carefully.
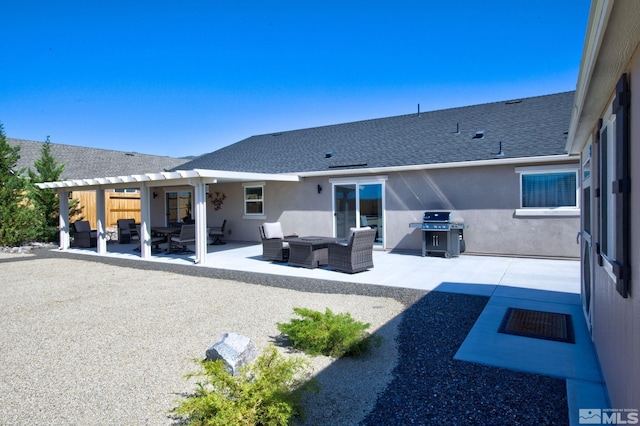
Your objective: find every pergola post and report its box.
[139,186,152,259]
[96,188,107,254]
[58,190,70,250]
[193,181,208,264]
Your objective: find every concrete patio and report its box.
[56,241,609,423]
[68,241,580,293]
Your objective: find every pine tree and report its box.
[0,122,44,246]
[27,136,84,242]
[28,136,64,241]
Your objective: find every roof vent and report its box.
[472,131,484,139]
[324,151,334,158]
[505,99,522,105]
[494,141,505,158]
[328,163,367,169]
[272,133,282,137]
[125,152,135,156]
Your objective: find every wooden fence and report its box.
[71,191,141,228]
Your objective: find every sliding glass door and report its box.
[166,191,192,225]
[333,180,384,246]
[334,184,357,239]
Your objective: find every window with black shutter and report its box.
[598,74,631,298]
[611,74,631,297]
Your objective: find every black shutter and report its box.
[612,74,631,298]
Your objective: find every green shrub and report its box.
[172,345,317,426]
[277,307,381,358]
[0,122,46,246]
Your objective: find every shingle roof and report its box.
[8,139,190,180]
[178,91,575,174]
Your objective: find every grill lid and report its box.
[423,211,452,222]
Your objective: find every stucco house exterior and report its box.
[39,91,580,262]
[176,91,579,258]
[565,0,640,411]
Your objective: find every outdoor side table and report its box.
[285,236,339,268]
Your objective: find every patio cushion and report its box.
[349,226,371,242]
[262,222,284,240]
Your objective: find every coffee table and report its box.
[285,236,339,268]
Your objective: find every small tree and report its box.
[0,122,45,246]
[28,136,64,242]
[26,136,83,242]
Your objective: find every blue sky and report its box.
[1,1,590,158]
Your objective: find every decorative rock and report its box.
[205,332,257,375]
[0,242,58,254]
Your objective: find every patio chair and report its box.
[169,224,196,253]
[259,222,296,262]
[117,218,139,244]
[209,220,227,245]
[72,220,97,248]
[135,225,166,253]
[327,227,377,273]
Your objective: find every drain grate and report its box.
[498,308,575,344]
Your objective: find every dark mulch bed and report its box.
[361,292,568,425]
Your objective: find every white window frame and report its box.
[329,175,387,244]
[242,182,266,219]
[600,104,617,280]
[514,164,580,217]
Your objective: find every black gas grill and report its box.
[409,211,466,258]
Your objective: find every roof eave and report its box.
[296,155,577,178]
[566,0,640,154]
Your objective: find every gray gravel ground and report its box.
[0,249,568,425]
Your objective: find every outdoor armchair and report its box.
[117,218,139,244]
[327,227,377,273]
[169,224,196,253]
[209,220,227,245]
[72,220,97,248]
[259,222,296,262]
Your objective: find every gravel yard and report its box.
[0,250,568,425]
